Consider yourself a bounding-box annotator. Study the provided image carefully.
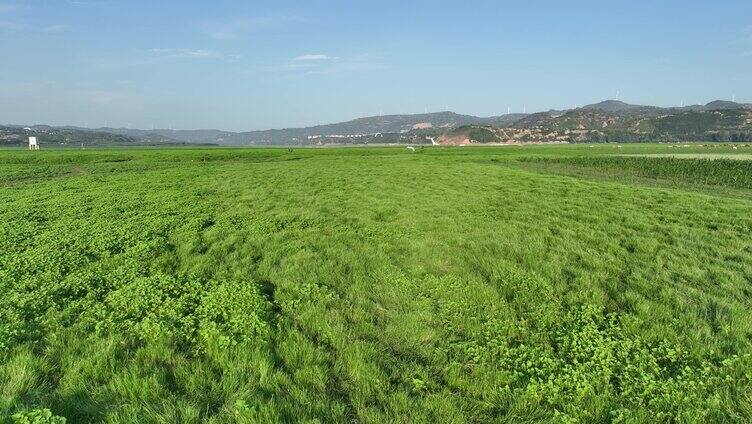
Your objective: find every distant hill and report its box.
[669,100,751,113]
[442,105,752,145]
[438,125,521,145]
[483,114,528,127]
[1,125,138,147]
[92,127,234,144]
[230,112,528,145]
[5,99,751,147]
[0,125,212,147]
[581,100,657,113]
[704,100,747,110]
[77,112,529,145]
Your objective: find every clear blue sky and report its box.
[1,0,751,131]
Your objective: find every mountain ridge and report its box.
[3,99,750,147]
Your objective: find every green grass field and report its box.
[1,144,751,423]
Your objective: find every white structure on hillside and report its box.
[28,136,39,150]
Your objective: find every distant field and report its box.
[515,147,752,193]
[1,144,751,423]
[622,153,752,160]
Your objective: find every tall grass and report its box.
[519,155,752,189]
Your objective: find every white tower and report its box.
[28,136,39,150]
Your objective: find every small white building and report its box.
[28,136,39,150]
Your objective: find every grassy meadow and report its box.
[1,144,752,423]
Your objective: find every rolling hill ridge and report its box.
[3,100,751,147]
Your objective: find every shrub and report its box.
[197,280,272,348]
[11,409,66,424]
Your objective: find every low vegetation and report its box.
[518,155,752,189]
[1,144,751,422]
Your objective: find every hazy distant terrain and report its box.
[442,100,752,145]
[3,100,751,147]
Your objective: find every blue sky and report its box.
[1,0,751,131]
